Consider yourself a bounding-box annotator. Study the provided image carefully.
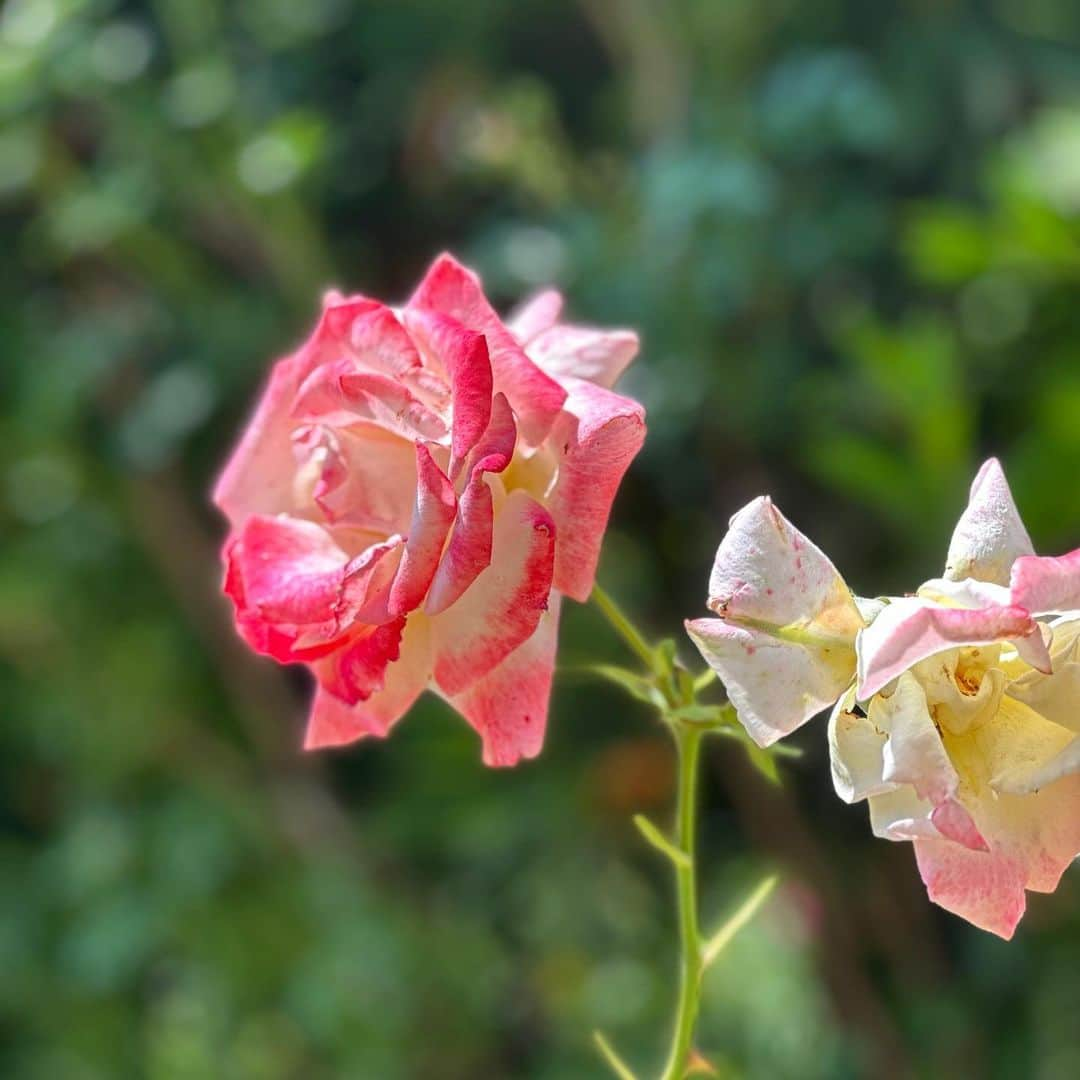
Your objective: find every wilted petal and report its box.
[944,458,1034,586]
[446,595,561,767]
[689,497,863,745]
[432,490,556,695]
[857,597,1039,700]
[1010,548,1080,616]
[407,254,567,446]
[546,377,646,602]
[304,616,431,748]
[526,325,640,389]
[387,444,457,616]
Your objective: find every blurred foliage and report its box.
[3,0,1080,1076]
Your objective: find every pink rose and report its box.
[214,254,645,765]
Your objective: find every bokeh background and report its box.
[4,0,1080,1076]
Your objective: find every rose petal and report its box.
[857,597,1039,700]
[526,324,640,389]
[686,617,853,748]
[944,458,1035,586]
[407,254,567,446]
[223,515,403,662]
[827,689,893,803]
[445,594,561,767]
[507,288,563,344]
[876,675,958,806]
[424,395,519,616]
[1010,548,1080,616]
[388,444,457,617]
[304,615,431,748]
[401,309,493,471]
[431,490,555,696]
[313,617,406,705]
[688,497,863,744]
[545,377,646,602]
[1007,617,1080,731]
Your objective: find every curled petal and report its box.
[223,515,402,661]
[407,254,566,446]
[944,458,1034,585]
[1010,548,1080,616]
[546,378,646,602]
[857,597,1039,700]
[388,444,457,617]
[432,490,555,696]
[425,395,519,615]
[827,690,892,803]
[876,675,958,806]
[402,309,493,470]
[445,595,561,767]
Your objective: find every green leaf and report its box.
[668,703,734,727]
[587,664,663,708]
[745,742,781,785]
[702,874,778,969]
[594,1031,639,1080]
[633,814,691,869]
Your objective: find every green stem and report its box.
[660,722,703,1080]
[591,584,656,670]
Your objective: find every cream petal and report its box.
[944,458,1034,586]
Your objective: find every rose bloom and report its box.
[687,459,1080,937]
[215,254,644,766]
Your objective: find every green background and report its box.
[3,1,1080,1076]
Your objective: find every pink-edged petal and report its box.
[293,361,449,444]
[913,836,1028,939]
[223,515,404,660]
[507,289,564,345]
[425,474,494,616]
[1010,548,1080,616]
[406,254,566,446]
[686,618,853,748]
[213,351,316,525]
[944,458,1034,586]
[526,325,640,390]
[444,594,561,767]
[857,597,1039,700]
[689,497,863,743]
[424,395,519,616]
[388,444,457,616]
[313,618,406,705]
[402,309,493,471]
[431,489,555,696]
[546,377,646,602]
[304,615,431,748]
